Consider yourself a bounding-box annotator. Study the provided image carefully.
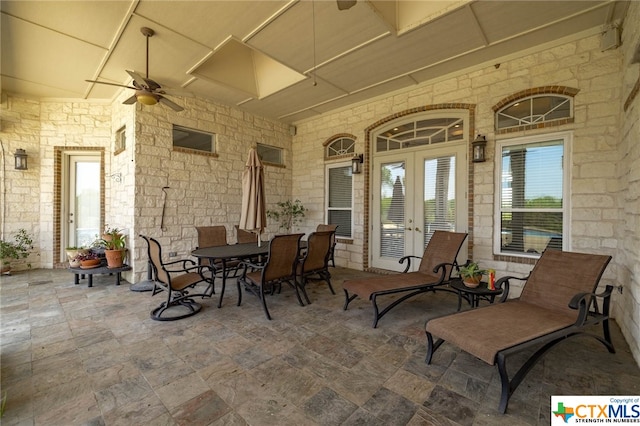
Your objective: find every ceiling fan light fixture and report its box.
[136,91,158,106]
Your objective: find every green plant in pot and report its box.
[97,228,127,268]
[266,199,306,233]
[458,261,487,288]
[0,228,34,274]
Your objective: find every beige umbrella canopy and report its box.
[239,148,266,245]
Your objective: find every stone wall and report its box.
[618,1,640,367]
[292,28,637,363]
[131,96,293,282]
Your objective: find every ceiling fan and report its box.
[85,27,184,112]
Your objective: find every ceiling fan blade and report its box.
[158,95,184,112]
[126,70,148,89]
[337,0,357,10]
[123,95,138,105]
[144,78,162,91]
[85,79,137,90]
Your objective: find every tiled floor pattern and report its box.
[1,267,639,425]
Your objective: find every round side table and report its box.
[449,279,503,311]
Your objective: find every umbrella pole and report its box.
[257,231,261,247]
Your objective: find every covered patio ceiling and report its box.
[0,0,629,123]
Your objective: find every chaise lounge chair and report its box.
[425,249,613,413]
[343,230,467,328]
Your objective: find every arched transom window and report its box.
[376,117,464,152]
[326,137,356,158]
[496,94,573,131]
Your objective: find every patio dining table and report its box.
[192,242,270,308]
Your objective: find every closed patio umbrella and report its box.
[239,148,267,246]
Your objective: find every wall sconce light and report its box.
[472,134,487,163]
[14,148,28,170]
[352,153,364,174]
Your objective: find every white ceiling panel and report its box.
[0,0,630,123]
[2,14,109,96]
[248,0,390,73]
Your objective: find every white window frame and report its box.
[325,162,354,238]
[494,131,572,258]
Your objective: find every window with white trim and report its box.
[326,164,353,238]
[495,132,570,257]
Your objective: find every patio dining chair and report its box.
[296,230,335,304]
[141,235,212,321]
[316,224,338,266]
[236,233,305,320]
[196,225,244,295]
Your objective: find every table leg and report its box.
[88,275,93,288]
[74,273,79,285]
[218,259,227,308]
[456,290,463,311]
[116,272,121,286]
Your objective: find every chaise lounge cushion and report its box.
[426,300,576,364]
[344,270,441,300]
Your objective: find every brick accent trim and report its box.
[53,147,105,268]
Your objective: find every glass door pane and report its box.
[380,161,406,259]
[68,156,100,248]
[422,155,456,248]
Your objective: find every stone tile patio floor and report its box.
[1,267,639,425]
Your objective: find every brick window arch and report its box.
[493,86,579,134]
[323,134,357,160]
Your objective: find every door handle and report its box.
[415,227,421,232]
[407,227,412,231]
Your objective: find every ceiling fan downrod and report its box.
[140,27,155,79]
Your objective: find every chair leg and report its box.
[298,277,312,305]
[343,289,358,310]
[236,278,243,307]
[259,286,272,320]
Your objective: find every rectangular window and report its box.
[172,125,215,153]
[257,143,283,165]
[326,164,353,238]
[495,132,570,257]
[114,126,126,155]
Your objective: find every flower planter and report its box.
[80,258,101,268]
[104,249,125,268]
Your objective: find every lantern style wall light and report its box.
[14,148,28,170]
[472,134,487,163]
[351,153,364,174]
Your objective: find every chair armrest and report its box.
[569,285,613,326]
[494,274,528,303]
[399,255,422,273]
[164,258,196,268]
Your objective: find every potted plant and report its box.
[97,228,127,268]
[458,261,487,288]
[76,251,101,268]
[0,228,34,274]
[266,199,306,233]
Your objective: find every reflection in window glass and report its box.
[173,125,215,152]
[498,137,566,255]
[376,117,464,152]
[327,165,352,238]
[257,144,283,165]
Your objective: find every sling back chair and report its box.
[235,224,258,244]
[316,224,338,267]
[141,235,212,321]
[343,230,467,328]
[296,230,335,304]
[237,233,305,320]
[425,249,613,414]
[196,225,245,297]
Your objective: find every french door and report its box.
[64,154,101,250]
[372,143,467,271]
